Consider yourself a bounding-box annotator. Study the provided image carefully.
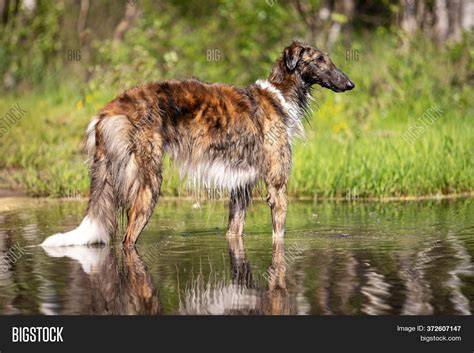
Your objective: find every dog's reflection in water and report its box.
[180,237,296,315]
[43,237,295,315]
[43,246,161,315]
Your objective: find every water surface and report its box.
[0,198,473,315]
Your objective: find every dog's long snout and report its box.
[331,69,355,92]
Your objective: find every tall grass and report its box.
[0,34,472,198]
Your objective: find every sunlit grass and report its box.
[0,35,472,198]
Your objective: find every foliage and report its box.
[0,1,472,198]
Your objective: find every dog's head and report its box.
[282,41,355,93]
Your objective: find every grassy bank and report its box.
[0,35,472,198]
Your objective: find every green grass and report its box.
[0,35,472,198]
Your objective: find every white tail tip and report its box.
[41,216,109,247]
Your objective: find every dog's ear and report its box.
[284,41,304,71]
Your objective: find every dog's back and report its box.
[41,78,285,246]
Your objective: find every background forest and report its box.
[0,0,472,198]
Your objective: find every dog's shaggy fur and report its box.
[42,41,354,247]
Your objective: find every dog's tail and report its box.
[42,115,137,247]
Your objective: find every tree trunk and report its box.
[342,0,355,45]
[291,0,319,45]
[461,0,474,31]
[416,0,428,32]
[447,0,462,42]
[400,0,417,34]
[113,2,140,43]
[77,0,91,81]
[327,0,355,48]
[24,0,37,13]
[77,0,90,47]
[318,0,333,47]
[434,0,449,42]
[0,0,9,25]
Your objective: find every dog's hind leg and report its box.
[227,185,252,237]
[122,139,163,247]
[122,182,160,247]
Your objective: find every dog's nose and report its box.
[346,81,355,90]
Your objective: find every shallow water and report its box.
[0,198,473,315]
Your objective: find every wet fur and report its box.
[41,41,354,247]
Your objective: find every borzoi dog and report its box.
[42,41,354,247]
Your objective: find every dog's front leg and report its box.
[266,183,288,239]
[226,186,251,237]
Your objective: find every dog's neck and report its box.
[267,58,311,114]
[252,58,311,142]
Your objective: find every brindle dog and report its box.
[42,40,354,248]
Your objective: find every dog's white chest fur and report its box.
[181,160,258,191]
